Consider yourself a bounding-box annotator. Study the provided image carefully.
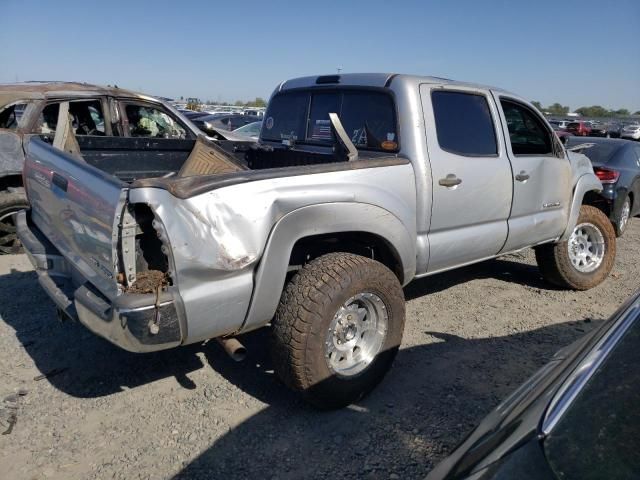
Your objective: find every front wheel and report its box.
[535,205,616,290]
[271,252,405,409]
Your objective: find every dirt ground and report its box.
[1,221,638,480]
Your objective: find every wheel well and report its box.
[288,232,404,282]
[0,174,23,192]
[582,190,611,217]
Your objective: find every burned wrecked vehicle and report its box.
[0,82,253,253]
[19,74,614,409]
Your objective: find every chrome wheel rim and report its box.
[619,199,630,232]
[568,222,605,273]
[0,210,22,254]
[325,292,388,377]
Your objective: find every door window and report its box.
[431,91,497,156]
[124,104,187,139]
[501,100,553,155]
[37,100,106,136]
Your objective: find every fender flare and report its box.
[560,173,603,241]
[240,202,416,333]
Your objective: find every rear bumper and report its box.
[17,210,183,353]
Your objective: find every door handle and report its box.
[438,174,462,188]
[515,171,530,182]
[52,172,68,192]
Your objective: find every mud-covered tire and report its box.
[271,252,405,409]
[535,205,615,290]
[0,189,28,255]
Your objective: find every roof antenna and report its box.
[337,66,343,74]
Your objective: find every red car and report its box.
[566,121,592,136]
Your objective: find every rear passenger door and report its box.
[420,86,513,273]
[494,96,571,252]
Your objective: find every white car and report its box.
[548,120,572,129]
[621,124,640,140]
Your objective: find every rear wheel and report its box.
[615,195,631,237]
[0,189,28,255]
[535,205,615,290]
[271,252,405,409]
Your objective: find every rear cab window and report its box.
[261,89,399,152]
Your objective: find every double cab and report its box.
[18,74,615,408]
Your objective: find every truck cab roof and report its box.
[277,73,517,98]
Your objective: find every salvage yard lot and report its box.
[1,221,639,480]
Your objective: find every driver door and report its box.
[494,95,572,252]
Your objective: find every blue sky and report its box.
[2,0,639,111]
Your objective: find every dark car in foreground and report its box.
[427,289,640,480]
[567,137,640,236]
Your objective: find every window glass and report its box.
[307,93,340,142]
[0,103,29,129]
[37,100,106,136]
[125,104,187,139]
[545,316,640,479]
[431,91,497,156]
[341,92,397,150]
[261,91,308,142]
[501,100,553,155]
[262,90,398,151]
[565,138,620,165]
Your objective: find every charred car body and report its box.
[18,74,615,408]
[0,82,254,253]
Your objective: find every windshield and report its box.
[262,89,399,152]
[234,121,262,136]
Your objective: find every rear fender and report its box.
[240,202,415,333]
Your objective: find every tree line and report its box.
[179,96,267,107]
[531,101,640,118]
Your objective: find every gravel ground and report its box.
[1,221,639,480]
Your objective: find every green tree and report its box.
[613,108,630,116]
[575,105,610,117]
[531,101,543,112]
[244,97,267,108]
[546,103,570,116]
[634,111,640,116]
[234,100,245,106]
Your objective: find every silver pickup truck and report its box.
[18,73,615,409]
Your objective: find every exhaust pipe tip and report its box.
[216,337,247,362]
